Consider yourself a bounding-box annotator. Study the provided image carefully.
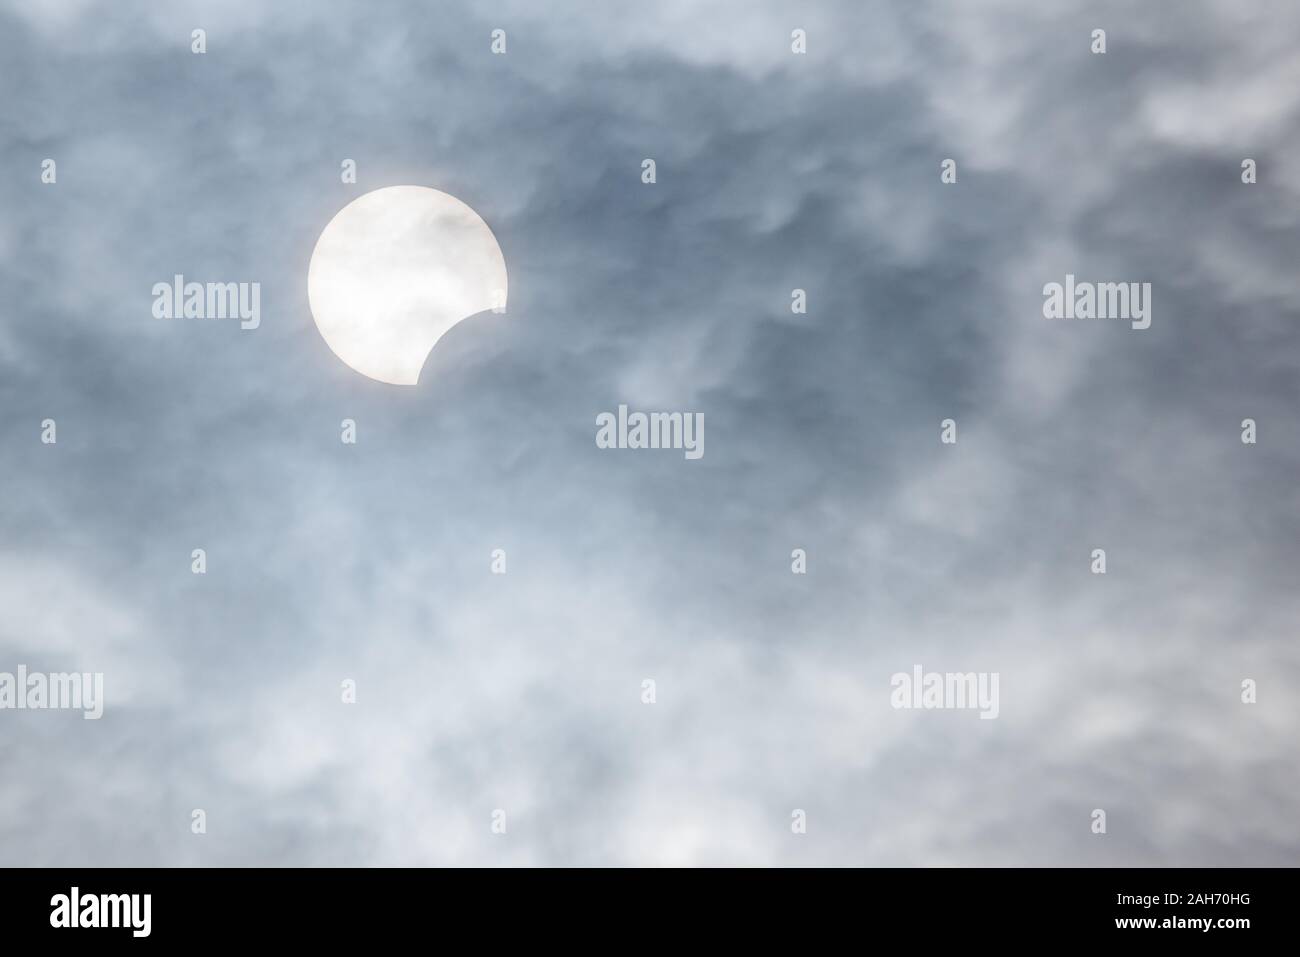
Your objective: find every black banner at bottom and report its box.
[0,867,1289,945]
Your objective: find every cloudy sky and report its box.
[1,0,1298,866]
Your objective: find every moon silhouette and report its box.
[308,186,508,385]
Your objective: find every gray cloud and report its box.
[1,0,1297,865]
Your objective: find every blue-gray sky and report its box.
[1,0,1298,865]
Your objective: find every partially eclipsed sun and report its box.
[308,186,507,385]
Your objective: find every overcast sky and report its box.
[1,0,1298,865]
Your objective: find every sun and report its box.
[307,186,508,385]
